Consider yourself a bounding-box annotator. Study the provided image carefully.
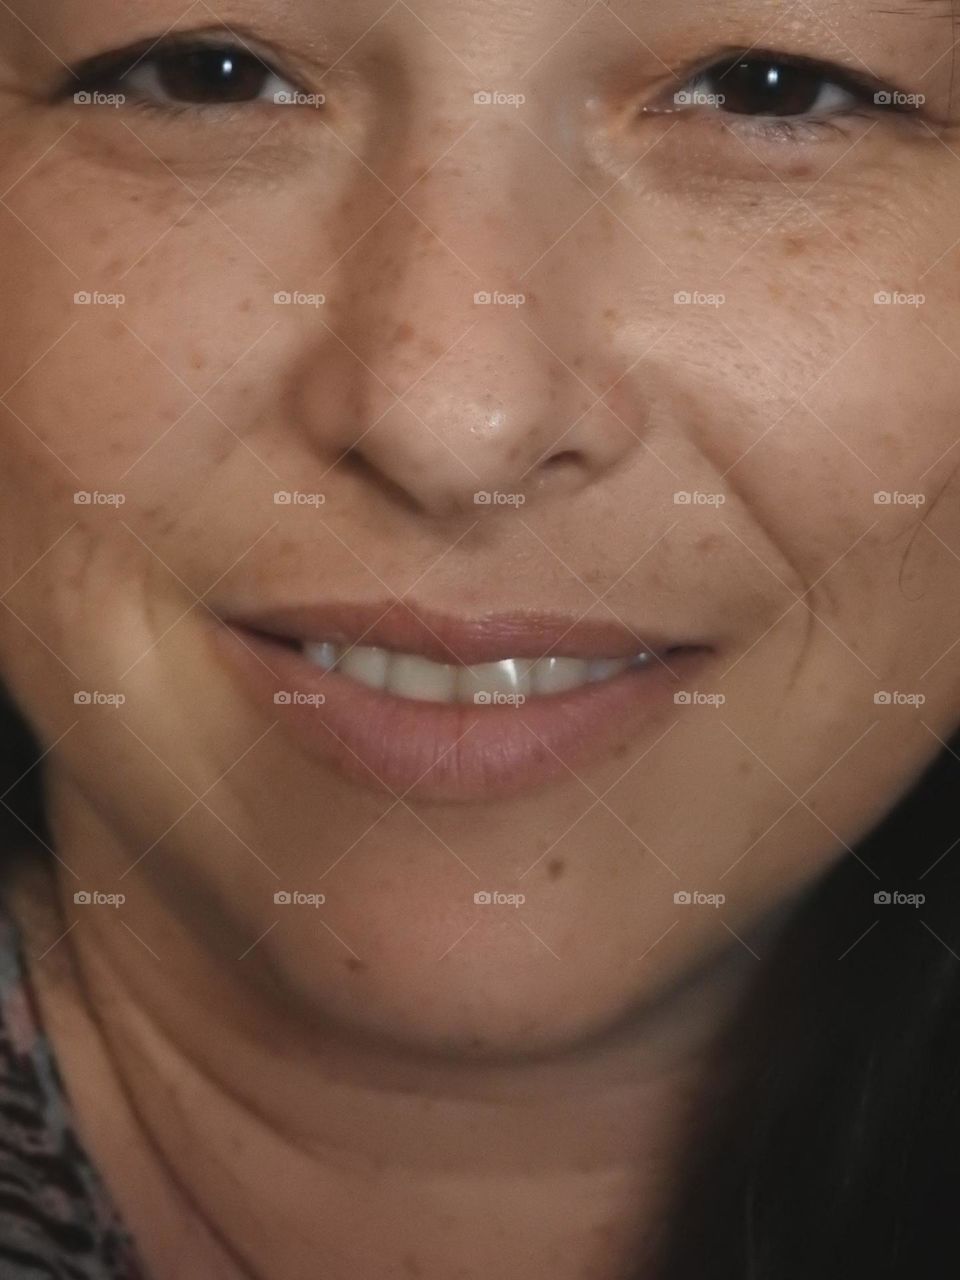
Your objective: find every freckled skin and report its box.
[1,2,960,1279]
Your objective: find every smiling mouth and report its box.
[295,640,663,704]
[212,602,714,799]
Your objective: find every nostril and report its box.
[543,451,583,470]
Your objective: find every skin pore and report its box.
[1,0,960,1276]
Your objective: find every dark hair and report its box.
[653,731,960,1278]
[3,687,958,1277]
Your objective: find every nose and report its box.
[290,119,643,516]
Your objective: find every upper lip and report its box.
[224,601,708,666]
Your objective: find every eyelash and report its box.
[62,34,921,141]
[663,48,920,143]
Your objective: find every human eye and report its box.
[648,47,925,144]
[63,31,310,113]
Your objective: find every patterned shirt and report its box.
[0,893,148,1278]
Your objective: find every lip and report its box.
[211,602,714,802]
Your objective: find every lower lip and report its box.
[212,625,712,802]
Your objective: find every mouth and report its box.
[211,602,714,801]
[293,640,657,704]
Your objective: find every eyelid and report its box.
[60,26,307,98]
[667,45,924,117]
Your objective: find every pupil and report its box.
[714,59,820,117]
[154,48,269,103]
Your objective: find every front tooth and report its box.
[457,658,532,704]
[387,653,458,702]
[338,644,390,690]
[531,656,590,695]
[303,641,340,671]
[584,658,631,683]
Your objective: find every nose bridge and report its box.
[291,80,635,512]
[347,112,554,399]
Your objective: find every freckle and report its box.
[783,237,807,258]
[393,321,416,343]
[611,742,630,760]
[239,298,253,313]
[345,956,366,973]
[572,355,585,369]
[402,1255,423,1278]
[603,308,620,323]
[190,352,206,371]
[547,857,566,880]
[738,759,752,776]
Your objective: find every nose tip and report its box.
[296,305,641,517]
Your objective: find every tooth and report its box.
[338,645,389,690]
[387,653,458,702]
[457,658,532,704]
[531,656,589,695]
[303,641,340,670]
[584,658,631,683]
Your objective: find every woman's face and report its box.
[1,0,958,1058]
